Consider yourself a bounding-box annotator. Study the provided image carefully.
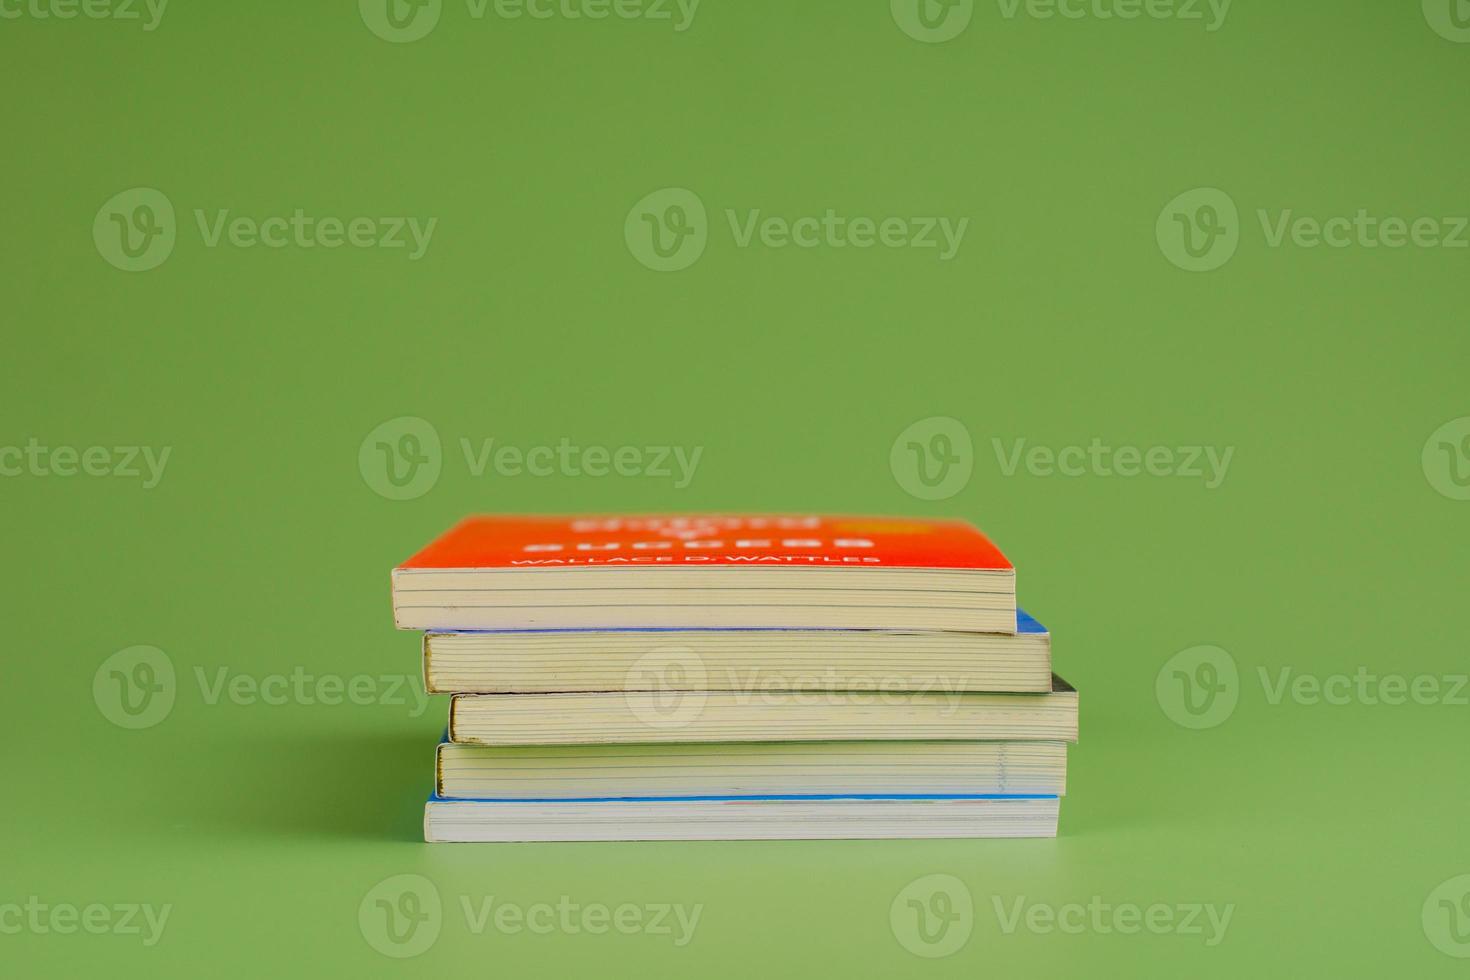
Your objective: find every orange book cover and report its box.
[397,514,1012,571]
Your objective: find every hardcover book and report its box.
[393,514,1017,632]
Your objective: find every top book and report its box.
[392,514,1016,632]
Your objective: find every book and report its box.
[424,794,1060,841]
[423,610,1052,695]
[447,676,1078,746]
[393,511,1076,843]
[393,514,1016,632]
[436,739,1067,800]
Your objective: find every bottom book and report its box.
[424,794,1060,842]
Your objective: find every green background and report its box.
[3,0,1467,974]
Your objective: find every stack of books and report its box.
[391,514,1078,842]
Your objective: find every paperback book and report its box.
[423,610,1051,694]
[393,514,1017,632]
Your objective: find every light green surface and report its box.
[3,0,1468,974]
